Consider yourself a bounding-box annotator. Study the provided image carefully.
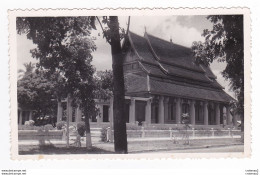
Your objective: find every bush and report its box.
[77,122,86,137]
[56,121,66,130]
[24,120,35,126]
[44,124,54,131]
[100,127,107,142]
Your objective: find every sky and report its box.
[17,15,234,97]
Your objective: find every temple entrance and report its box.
[103,105,109,122]
[135,101,146,122]
[195,101,204,125]
[151,102,159,123]
[208,104,216,125]
[166,98,176,124]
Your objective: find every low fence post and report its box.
[141,126,145,138]
[211,128,214,138]
[169,127,172,139]
[106,127,111,142]
[192,128,195,139]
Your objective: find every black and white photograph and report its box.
[9,9,250,158]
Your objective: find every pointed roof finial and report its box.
[144,26,147,33]
[170,36,173,43]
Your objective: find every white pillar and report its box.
[29,111,32,120]
[57,101,63,122]
[97,104,103,124]
[190,100,195,125]
[226,106,232,125]
[109,97,114,128]
[204,101,208,125]
[145,99,152,124]
[215,103,220,125]
[99,104,103,123]
[19,110,23,125]
[176,98,181,124]
[129,98,136,124]
[164,97,169,123]
[158,96,164,124]
[75,106,82,123]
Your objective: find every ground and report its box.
[145,145,244,153]
[19,138,243,154]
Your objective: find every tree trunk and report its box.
[85,113,92,149]
[109,16,128,153]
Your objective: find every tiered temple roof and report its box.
[123,31,233,103]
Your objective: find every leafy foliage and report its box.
[76,122,86,137]
[94,70,113,99]
[18,69,57,117]
[56,121,66,130]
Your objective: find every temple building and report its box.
[23,31,236,128]
[92,31,236,128]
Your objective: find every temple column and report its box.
[215,103,220,125]
[190,100,195,125]
[75,106,82,123]
[19,111,23,125]
[67,96,73,122]
[158,96,164,124]
[164,97,169,123]
[145,99,152,124]
[109,97,114,128]
[99,104,103,123]
[57,100,63,122]
[129,98,136,124]
[176,98,181,124]
[29,111,32,120]
[204,101,208,125]
[96,104,102,124]
[226,106,232,125]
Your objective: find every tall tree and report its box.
[109,16,127,153]
[92,16,128,153]
[192,15,244,132]
[17,17,97,148]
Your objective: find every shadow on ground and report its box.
[19,144,114,155]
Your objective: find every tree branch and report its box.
[96,16,111,45]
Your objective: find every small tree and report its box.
[181,113,190,145]
[18,68,57,119]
